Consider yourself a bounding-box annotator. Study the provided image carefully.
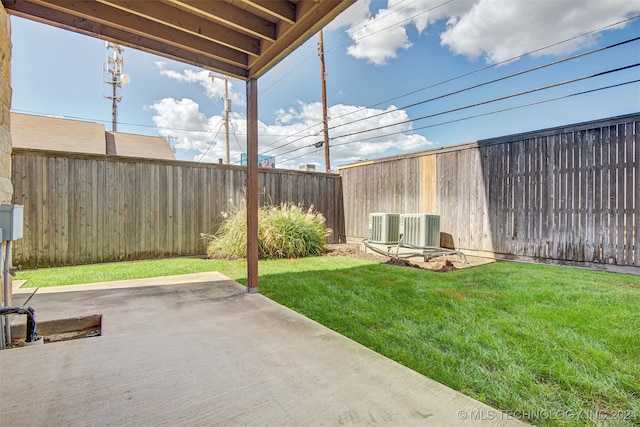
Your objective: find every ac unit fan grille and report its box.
[400,214,440,247]
[368,213,400,244]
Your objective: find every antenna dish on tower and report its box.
[103,42,127,132]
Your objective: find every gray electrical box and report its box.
[0,205,23,241]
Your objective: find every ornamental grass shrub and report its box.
[204,202,329,260]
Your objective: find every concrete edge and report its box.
[12,272,232,294]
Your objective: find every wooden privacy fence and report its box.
[11,149,344,268]
[340,114,639,268]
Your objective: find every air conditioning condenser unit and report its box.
[400,214,440,247]
[368,213,400,244]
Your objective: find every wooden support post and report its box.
[246,78,259,293]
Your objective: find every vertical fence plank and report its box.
[587,128,602,262]
[494,142,507,254]
[584,129,594,263]
[59,157,70,265]
[635,121,640,267]
[602,126,613,262]
[559,132,568,260]
[616,124,626,264]
[547,134,561,257]
[624,123,634,265]
[574,130,584,261]
[539,136,548,258]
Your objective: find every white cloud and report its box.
[147,97,227,161]
[440,0,640,63]
[154,62,245,106]
[257,102,433,168]
[327,0,372,30]
[345,0,640,65]
[148,97,433,167]
[328,103,430,162]
[344,0,464,65]
[345,3,413,65]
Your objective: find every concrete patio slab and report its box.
[1,273,526,426]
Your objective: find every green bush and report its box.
[204,202,330,259]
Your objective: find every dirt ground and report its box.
[323,243,493,272]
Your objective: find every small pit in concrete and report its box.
[10,314,102,346]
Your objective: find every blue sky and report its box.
[9,0,640,171]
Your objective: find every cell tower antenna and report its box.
[103,42,130,132]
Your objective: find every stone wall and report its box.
[0,5,12,204]
[0,5,11,307]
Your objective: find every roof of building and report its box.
[11,113,106,155]
[106,131,175,160]
[11,112,175,160]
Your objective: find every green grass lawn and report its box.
[16,257,640,426]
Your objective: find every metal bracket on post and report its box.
[0,205,25,349]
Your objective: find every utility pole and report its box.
[103,42,130,132]
[210,73,231,164]
[224,78,230,165]
[318,30,331,172]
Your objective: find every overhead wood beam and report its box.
[99,0,261,57]
[27,0,249,67]
[3,0,249,79]
[4,0,356,83]
[247,0,352,79]
[169,0,277,42]
[241,0,296,24]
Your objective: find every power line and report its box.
[327,14,640,122]
[334,79,640,147]
[9,108,298,137]
[278,79,640,165]
[327,64,640,141]
[196,120,225,162]
[326,0,451,53]
[258,1,457,146]
[257,15,640,157]
[13,14,639,157]
[330,36,640,131]
[260,35,638,157]
[258,127,322,156]
[275,67,638,163]
[256,0,455,143]
[345,0,455,44]
[259,0,424,96]
[342,0,419,36]
[231,123,245,151]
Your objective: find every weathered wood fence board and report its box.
[11,149,344,268]
[11,114,638,269]
[339,158,421,241]
[340,114,639,268]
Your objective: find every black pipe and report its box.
[0,306,38,343]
